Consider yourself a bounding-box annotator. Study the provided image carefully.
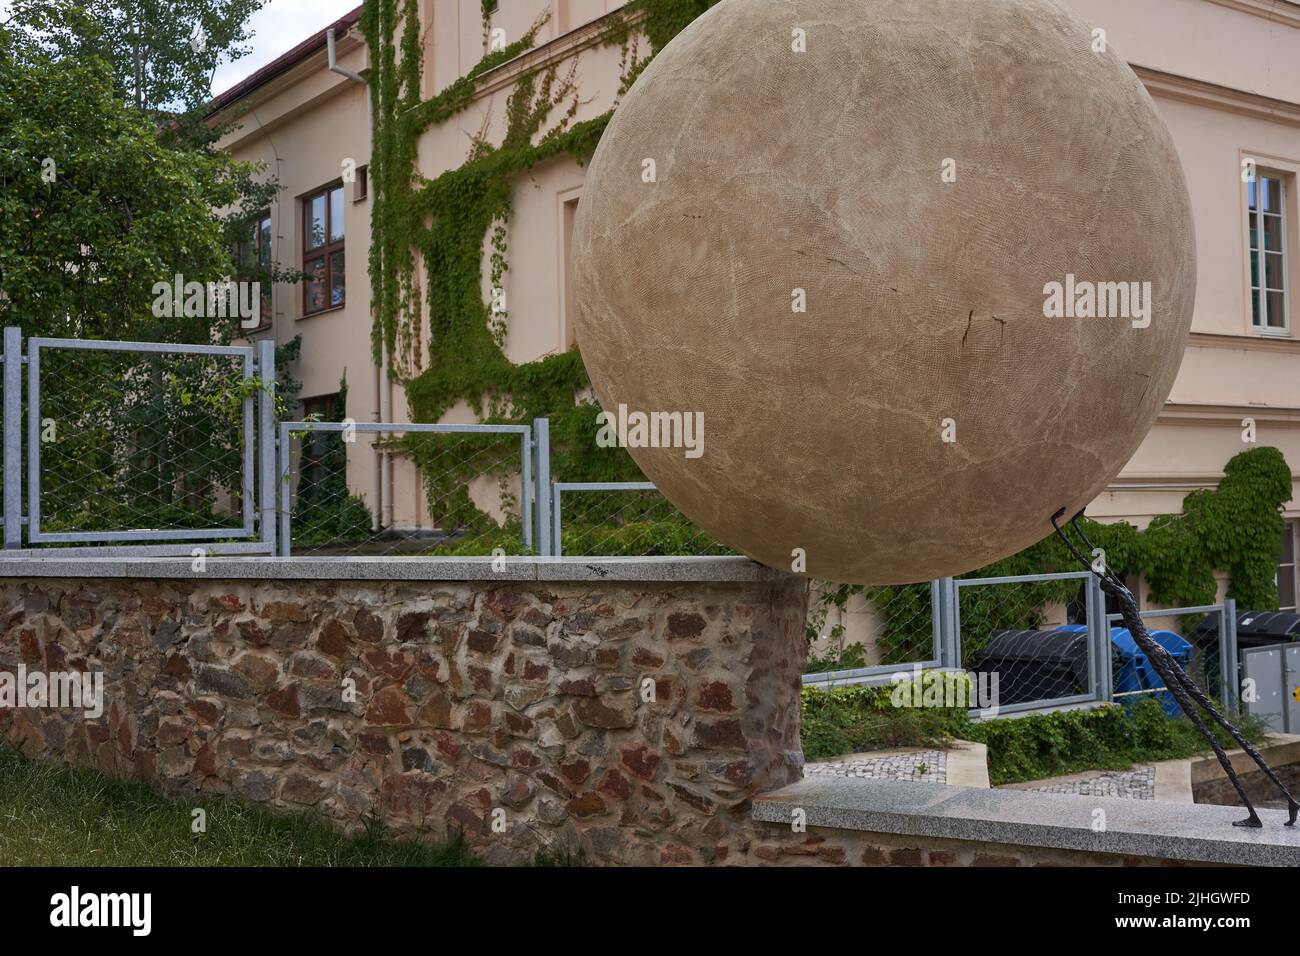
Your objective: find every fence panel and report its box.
[802,580,943,689]
[277,422,532,557]
[550,481,732,557]
[1105,602,1237,714]
[25,337,259,549]
[954,570,1102,714]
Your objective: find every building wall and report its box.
[214,0,1300,606]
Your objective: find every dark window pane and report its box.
[305,257,326,313]
[1248,178,1257,211]
[1263,214,1283,251]
[329,188,345,242]
[1266,290,1286,328]
[1265,252,1285,291]
[1283,525,1296,563]
[330,251,345,307]
[259,217,272,268]
[307,195,325,250]
[1252,292,1261,327]
[1280,564,1297,612]
[1251,251,1259,288]
[1263,177,1281,214]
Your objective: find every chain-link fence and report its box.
[956,571,1100,713]
[550,481,732,557]
[804,582,940,685]
[26,338,260,547]
[1106,603,1238,716]
[277,421,532,557]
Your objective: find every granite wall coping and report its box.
[753,776,1300,866]
[0,554,775,583]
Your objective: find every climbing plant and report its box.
[361,0,722,546]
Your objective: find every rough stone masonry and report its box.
[0,572,809,865]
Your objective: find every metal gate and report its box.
[2,329,277,556]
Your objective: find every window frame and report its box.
[1246,166,1291,336]
[302,182,346,317]
[1280,519,1299,614]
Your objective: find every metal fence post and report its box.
[521,431,533,552]
[277,422,291,557]
[929,579,943,666]
[1220,597,1238,711]
[1086,573,1111,703]
[552,485,564,558]
[3,328,22,549]
[533,417,551,556]
[256,338,277,556]
[937,577,959,670]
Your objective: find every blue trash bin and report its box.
[1056,625,1191,716]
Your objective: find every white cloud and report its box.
[211,0,359,98]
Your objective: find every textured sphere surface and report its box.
[570,0,1196,585]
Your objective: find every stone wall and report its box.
[0,572,809,865]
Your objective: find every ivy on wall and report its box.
[361,0,722,544]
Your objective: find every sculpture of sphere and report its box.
[570,0,1197,585]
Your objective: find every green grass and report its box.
[0,745,479,866]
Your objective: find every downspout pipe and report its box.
[327,28,367,85]
[326,24,379,524]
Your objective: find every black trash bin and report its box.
[969,629,1091,706]
[1191,610,1300,650]
[1190,611,1300,700]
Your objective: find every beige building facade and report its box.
[210,0,1300,619]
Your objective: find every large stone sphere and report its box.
[570,0,1196,585]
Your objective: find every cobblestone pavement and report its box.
[1023,766,1156,800]
[806,750,947,783]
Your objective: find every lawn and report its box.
[0,745,478,867]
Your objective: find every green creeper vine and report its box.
[361,0,722,548]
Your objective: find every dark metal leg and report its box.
[1142,617,1299,825]
[1051,510,1298,828]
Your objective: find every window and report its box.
[303,184,345,315]
[562,195,580,349]
[353,165,368,203]
[233,212,273,329]
[1249,173,1289,333]
[298,393,345,506]
[1280,520,1298,613]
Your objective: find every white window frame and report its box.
[1281,519,1299,614]
[1248,169,1290,335]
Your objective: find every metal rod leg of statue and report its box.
[1066,513,1300,827]
[1146,623,1300,825]
[1051,509,1296,828]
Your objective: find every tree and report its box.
[0,21,246,340]
[2,0,297,340]
[7,0,268,116]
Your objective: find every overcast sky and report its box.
[210,0,359,98]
